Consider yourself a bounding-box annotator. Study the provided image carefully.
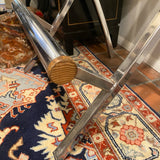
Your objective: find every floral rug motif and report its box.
[0,45,160,160]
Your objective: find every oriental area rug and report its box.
[0,45,160,160]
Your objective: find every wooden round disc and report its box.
[47,56,77,85]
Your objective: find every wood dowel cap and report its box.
[47,56,77,85]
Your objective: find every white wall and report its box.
[118,0,160,72]
[0,0,4,4]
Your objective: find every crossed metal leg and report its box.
[12,0,160,159]
[93,0,115,58]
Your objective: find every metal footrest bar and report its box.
[75,66,113,90]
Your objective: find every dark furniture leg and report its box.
[26,0,31,6]
[63,38,73,55]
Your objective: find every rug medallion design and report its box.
[0,45,159,160]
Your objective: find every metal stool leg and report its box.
[50,0,75,36]
[93,0,115,58]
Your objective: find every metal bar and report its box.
[24,55,38,73]
[93,0,115,58]
[53,75,122,160]
[53,90,108,160]
[75,66,113,90]
[50,0,75,36]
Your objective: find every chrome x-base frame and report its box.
[53,12,160,159]
[12,0,160,159]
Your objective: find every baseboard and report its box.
[118,35,160,73]
[118,35,134,51]
[144,50,160,73]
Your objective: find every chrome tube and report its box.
[93,0,115,58]
[12,0,77,85]
[50,0,74,36]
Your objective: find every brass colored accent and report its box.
[47,56,77,85]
